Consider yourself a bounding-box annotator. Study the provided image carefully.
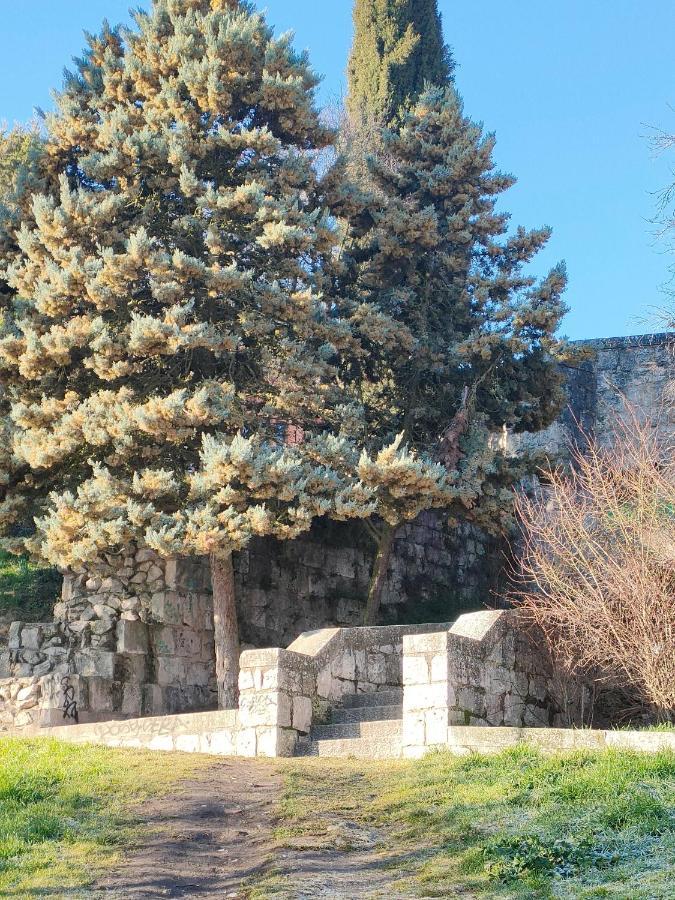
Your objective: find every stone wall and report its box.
[10,612,668,761]
[234,515,499,648]
[0,333,672,727]
[511,332,674,459]
[27,708,675,759]
[0,550,217,731]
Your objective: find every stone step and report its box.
[329,704,403,725]
[311,719,402,742]
[340,689,403,710]
[296,732,403,760]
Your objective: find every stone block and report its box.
[316,667,331,699]
[338,651,356,682]
[385,653,401,684]
[240,690,291,729]
[401,712,426,748]
[74,651,116,679]
[430,654,449,683]
[100,577,124,594]
[255,727,280,758]
[456,686,486,716]
[16,683,40,703]
[209,729,237,756]
[403,682,447,711]
[122,683,143,717]
[21,626,43,650]
[142,684,164,716]
[147,564,164,583]
[156,657,188,687]
[117,654,149,684]
[425,707,450,745]
[238,668,255,691]
[116,620,148,654]
[15,695,39,711]
[236,727,257,757]
[366,652,386,684]
[485,693,507,726]
[164,559,178,590]
[187,663,212,688]
[402,655,430,686]
[14,710,35,728]
[8,622,22,650]
[150,591,182,626]
[14,664,34,678]
[32,661,53,678]
[135,548,158,564]
[292,695,312,733]
[174,628,205,658]
[275,728,299,758]
[86,677,116,713]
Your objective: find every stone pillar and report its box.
[402,631,452,758]
[237,648,314,757]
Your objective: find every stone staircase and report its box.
[296,689,403,759]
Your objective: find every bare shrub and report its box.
[513,409,675,722]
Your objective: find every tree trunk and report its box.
[210,551,240,709]
[363,524,397,626]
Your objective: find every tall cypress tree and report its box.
[347,0,453,127]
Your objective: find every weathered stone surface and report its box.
[116,620,149,655]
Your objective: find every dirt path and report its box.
[255,824,420,899]
[91,758,419,900]
[93,759,282,899]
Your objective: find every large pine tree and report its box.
[0,0,384,705]
[347,0,453,127]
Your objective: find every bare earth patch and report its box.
[91,758,413,900]
[252,821,421,899]
[92,759,282,899]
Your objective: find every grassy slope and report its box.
[0,551,61,623]
[268,747,675,899]
[0,738,207,897]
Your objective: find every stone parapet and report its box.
[288,621,451,707]
[20,709,675,760]
[402,611,558,758]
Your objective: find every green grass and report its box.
[0,738,208,898]
[267,747,675,899]
[0,551,61,623]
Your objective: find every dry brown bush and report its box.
[513,408,675,722]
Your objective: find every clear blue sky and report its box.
[1,1,673,340]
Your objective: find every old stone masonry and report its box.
[0,332,673,741]
[1,552,215,731]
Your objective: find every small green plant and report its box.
[483,833,619,881]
